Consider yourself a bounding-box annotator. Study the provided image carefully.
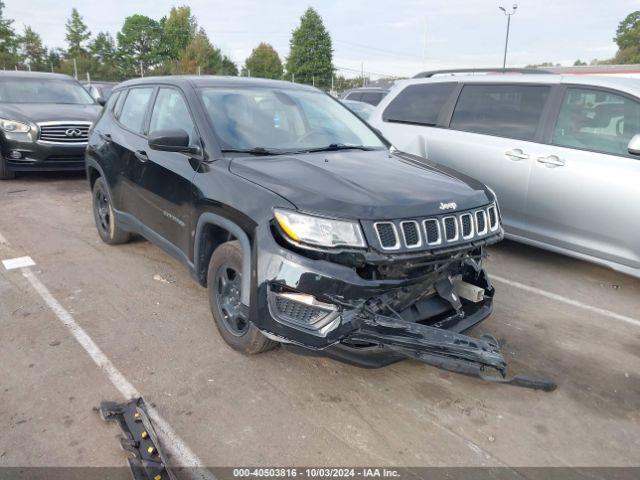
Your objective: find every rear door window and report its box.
[450,84,550,141]
[118,87,154,134]
[382,82,456,126]
[552,87,640,157]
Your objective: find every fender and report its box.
[194,212,253,306]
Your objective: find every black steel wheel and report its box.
[207,241,277,354]
[92,177,131,245]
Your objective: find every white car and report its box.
[370,70,640,278]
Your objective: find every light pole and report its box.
[499,4,517,70]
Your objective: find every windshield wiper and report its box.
[302,144,377,153]
[221,147,290,156]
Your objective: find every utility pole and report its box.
[499,4,518,70]
[361,62,364,87]
[198,65,201,76]
[140,60,144,78]
[73,58,78,79]
[312,75,315,86]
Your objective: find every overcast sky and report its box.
[4,0,638,78]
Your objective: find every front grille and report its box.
[375,222,399,249]
[424,219,441,245]
[400,221,421,248]
[460,213,473,239]
[476,210,487,234]
[368,203,500,252]
[443,216,458,241]
[39,122,91,143]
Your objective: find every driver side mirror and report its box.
[628,134,640,156]
[96,96,106,107]
[148,128,200,155]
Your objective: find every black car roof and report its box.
[0,71,78,81]
[116,75,319,92]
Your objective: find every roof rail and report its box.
[413,68,553,78]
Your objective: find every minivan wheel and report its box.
[207,241,277,354]
[0,158,16,180]
[92,177,131,245]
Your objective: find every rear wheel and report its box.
[0,158,15,180]
[92,177,130,245]
[207,241,277,354]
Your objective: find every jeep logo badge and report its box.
[439,202,457,211]
[65,128,82,137]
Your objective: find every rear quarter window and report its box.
[382,82,456,126]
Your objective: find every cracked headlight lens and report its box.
[0,118,31,133]
[274,209,366,249]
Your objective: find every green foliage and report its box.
[176,28,238,75]
[285,7,334,88]
[89,32,121,80]
[573,59,587,66]
[117,15,162,74]
[20,26,47,70]
[161,6,197,60]
[0,1,19,68]
[243,42,282,79]
[613,11,640,64]
[65,8,91,57]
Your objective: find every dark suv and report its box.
[86,76,521,384]
[0,71,103,179]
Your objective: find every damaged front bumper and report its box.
[253,227,555,391]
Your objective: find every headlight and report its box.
[274,209,366,249]
[0,118,31,133]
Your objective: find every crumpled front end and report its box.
[251,217,555,391]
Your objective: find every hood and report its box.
[0,103,102,124]
[229,149,493,220]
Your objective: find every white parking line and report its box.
[492,274,640,328]
[3,255,36,270]
[21,268,215,479]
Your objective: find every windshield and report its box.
[199,87,385,152]
[0,78,96,104]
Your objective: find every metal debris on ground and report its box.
[97,397,174,480]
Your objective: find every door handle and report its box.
[134,150,149,162]
[537,155,565,168]
[505,149,529,161]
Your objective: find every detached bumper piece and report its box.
[98,398,174,480]
[349,315,557,392]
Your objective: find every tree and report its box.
[613,11,640,64]
[285,7,334,87]
[573,59,587,66]
[65,8,91,57]
[161,6,197,60]
[20,26,47,70]
[243,42,282,79]
[89,32,121,80]
[117,15,162,74]
[0,1,19,68]
[178,28,237,75]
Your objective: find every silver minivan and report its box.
[370,73,640,278]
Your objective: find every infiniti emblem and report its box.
[65,128,82,137]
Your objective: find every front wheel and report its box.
[207,241,277,354]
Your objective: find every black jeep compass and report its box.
[86,76,540,387]
[0,71,102,180]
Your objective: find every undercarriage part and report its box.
[348,314,557,392]
[98,397,175,480]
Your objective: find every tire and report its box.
[207,240,277,354]
[92,176,131,245]
[0,158,15,180]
